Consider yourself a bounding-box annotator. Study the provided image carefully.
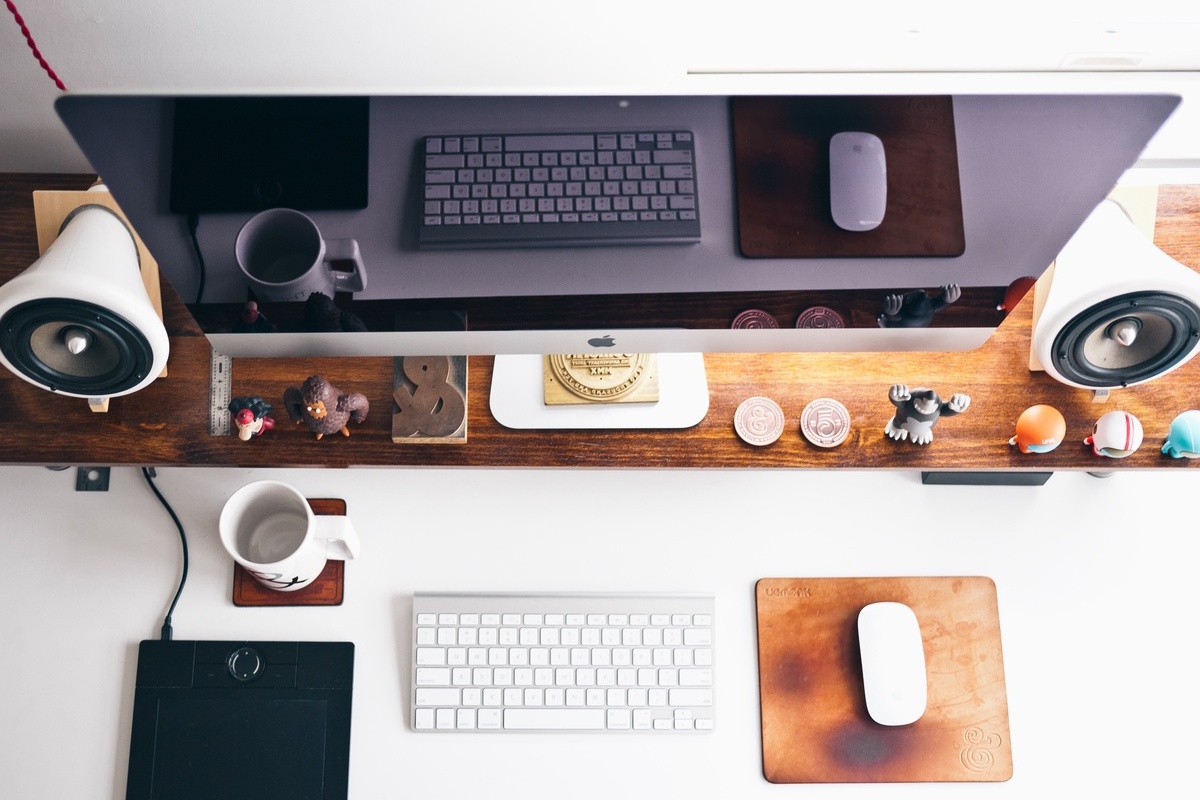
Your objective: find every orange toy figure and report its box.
[1008,405,1066,454]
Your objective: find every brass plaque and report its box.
[543,353,659,405]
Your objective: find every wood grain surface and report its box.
[756,577,1011,783]
[2,173,1200,471]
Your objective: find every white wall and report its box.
[3,2,1200,173]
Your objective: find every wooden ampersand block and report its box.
[392,356,467,441]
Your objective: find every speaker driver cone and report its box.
[1051,291,1200,388]
[0,298,155,395]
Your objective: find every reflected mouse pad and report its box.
[731,96,965,259]
[755,577,1011,783]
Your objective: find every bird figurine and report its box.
[227,396,276,441]
[283,374,370,440]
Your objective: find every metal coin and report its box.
[800,397,851,448]
[731,309,780,329]
[734,396,786,446]
[795,306,846,329]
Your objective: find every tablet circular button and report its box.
[227,646,264,682]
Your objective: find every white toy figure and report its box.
[1084,410,1143,458]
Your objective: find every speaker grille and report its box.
[0,298,155,395]
[1051,291,1200,388]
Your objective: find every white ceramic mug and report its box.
[219,480,360,592]
[234,208,367,302]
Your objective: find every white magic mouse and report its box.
[857,601,927,726]
[829,131,887,232]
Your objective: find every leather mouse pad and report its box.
[755,576,1011,783]
[731,96,965,259]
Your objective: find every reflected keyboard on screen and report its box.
[411,592,715,733]
[417,132,701,248]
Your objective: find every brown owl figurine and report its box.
[283,375,370,440]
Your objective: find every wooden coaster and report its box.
[232,498,347,607]
[756,577,1011,784]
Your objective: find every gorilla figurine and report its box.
[884,384,970,445]
[878,284,961,328]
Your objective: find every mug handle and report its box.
[325,238,367,293]
[314,516,361,561]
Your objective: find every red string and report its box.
[6,0,68,91]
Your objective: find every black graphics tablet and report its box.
[125,640,354,800]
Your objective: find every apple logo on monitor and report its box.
[588,335,616,348]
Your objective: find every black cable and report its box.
[186,213,206,304]
[141,467,189,641]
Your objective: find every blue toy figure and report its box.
[1009,404,1066,454]
[1162,410,1200,458]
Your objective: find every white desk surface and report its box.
[2,464,1195,798]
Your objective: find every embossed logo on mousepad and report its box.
[755,576,1011,783]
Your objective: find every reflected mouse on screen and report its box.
[829,131,887,232]
[857,601,927,726]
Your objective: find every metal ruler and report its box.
[208,349,233,436]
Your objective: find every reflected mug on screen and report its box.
[234,207,367,302]
[219,480,360,592]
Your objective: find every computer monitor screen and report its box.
[54,91,1179,357]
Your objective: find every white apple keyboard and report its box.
[411,592,715,732]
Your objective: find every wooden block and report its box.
[232,498,347,607]
[391,355,468,443]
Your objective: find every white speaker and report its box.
[1031,197,1200,391]
[0,197,170,408]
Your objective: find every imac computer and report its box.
[54,87,1179,364]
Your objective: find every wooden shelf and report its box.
[3,173,1200,471]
